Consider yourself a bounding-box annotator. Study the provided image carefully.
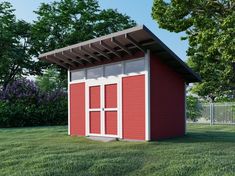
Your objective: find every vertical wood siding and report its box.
[150,54,185,140]
[122,75,146,140]
[70,83,86,136]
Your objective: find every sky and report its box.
[3,0,189,61]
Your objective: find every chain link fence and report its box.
[188,103,235,125]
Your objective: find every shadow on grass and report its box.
[161,131,235,144]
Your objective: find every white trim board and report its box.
[145,50,151,141]
[67,69,71,135]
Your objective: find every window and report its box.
[71,70,85,81]
[125,59,145,74]
[104,63,122,77]
[87,66,103,79]
[70,58,146,82]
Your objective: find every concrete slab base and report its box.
[87,136,118,142]
[119,138,146,142]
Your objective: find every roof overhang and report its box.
[39,25,201,83]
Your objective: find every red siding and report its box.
[105,111,117,135]
[122,75,145,140]
[150,54,185,140]
[70,83,86,136]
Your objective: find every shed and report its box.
[39,25,200,141]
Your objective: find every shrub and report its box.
[0,79,38,102]
[0,78,67,127]
[186,95,202,122]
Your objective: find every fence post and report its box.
[231,105,234,124]
[210,103,212,125]
[210,103,214,125]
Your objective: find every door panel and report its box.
[89,85,101,134]
[90,111,101,134]
[89,86,100,109]
[105,84,117,108]
[104,83,118,136]
[105,111,117,135]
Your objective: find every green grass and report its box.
[0,124,234,176]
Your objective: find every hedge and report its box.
[0,79,67,127]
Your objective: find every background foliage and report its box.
[186,95,202,122]
[152,0,235,101]
[0,2,39,89]
[30,0,136,87]
[0,0,135,127]
[36,68,67,92]
[0,79,67,127]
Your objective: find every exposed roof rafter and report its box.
[80,46,101,62]
[54,54,77,68]
[89,44,111,60]
[46,56,68,69]
[62,51,84,65]
[111,37,132,55]
[56,53,78,68]
[70,49,93,64]
[125,34,146,53]
[100,41,122,58]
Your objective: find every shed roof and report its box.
[39,25,200,83]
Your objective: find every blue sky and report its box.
[4,0,189,61]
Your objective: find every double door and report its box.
[87,79,119,137]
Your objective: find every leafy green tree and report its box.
[31,0,136,87]
[0,2,39,89]
[31,0,136,55]
[152,0,235,101]
[36,67,66,92]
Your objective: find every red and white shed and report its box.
[39,25,200,141]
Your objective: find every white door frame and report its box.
[86,77,120,138]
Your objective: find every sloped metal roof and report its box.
[39,25,200,83]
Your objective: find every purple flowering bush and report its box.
[0,79,38,102]
[0,78,67,127]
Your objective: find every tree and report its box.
[31,0,136,55]
[0,2,39,89]
[152,0,235,101]
[30,0,136,87]
[36,67,66,92]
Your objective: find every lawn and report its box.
[0,124,234,176]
